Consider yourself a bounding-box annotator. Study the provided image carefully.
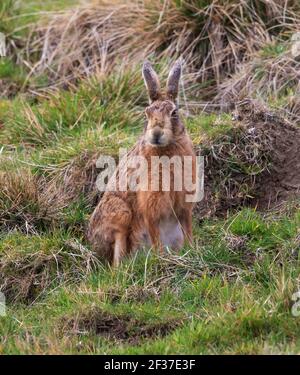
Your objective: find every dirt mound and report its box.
[63,308,180,344]
[196,99,300,219]
[246,104,300,208]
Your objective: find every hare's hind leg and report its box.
[179,208,193,245]
[113,231,127,268]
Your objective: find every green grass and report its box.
[187,113,233,143]
[0,208,299,354]
[0,58,23,80]
[259,42,287,58]
[0,0,300,355]
[1,66,299,353]
[0,70,143,148]
[1,66,299,356]
[0,0,79,35]
[0,0,80,97]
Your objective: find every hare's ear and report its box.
[142,61,161,102]
[166,59,182,102]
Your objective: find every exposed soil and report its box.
[251,115,300,209]
[63,308,180,344]
[0,241,97,304]
[0,256,56,304]
[195,99,300,219]
[0,79,21,99]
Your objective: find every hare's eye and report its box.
[171,109,178,118]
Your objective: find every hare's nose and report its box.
[153,133,160,143]
[155,130,163,137]
[152,130,164,144]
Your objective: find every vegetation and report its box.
[0,0,299,354]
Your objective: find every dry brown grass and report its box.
[0,169,90,234]
[0,169,68,232]
[48,150,104,208]
[27,0,300,98]
[215,45,300,123]
[0,150,112,233]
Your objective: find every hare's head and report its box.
[142,60,184,147]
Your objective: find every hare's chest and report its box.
[159,218,184,250]
[141,217,184,250]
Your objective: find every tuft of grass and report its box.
[1,68,143,147]
[0,230,99,304]
[216,40,300,124]
[0,167,68,232]
[28,0,300,95]
[0,0,81,98]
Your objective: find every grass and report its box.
[0,68,144,148]
[0,0,79,34]
[26,0,300,92]
[0,0,80,97]
[1,72,299,355]
[216,40,300,123]
[187,113,233,143]
[0,208,299,354]
[0,0,299,355]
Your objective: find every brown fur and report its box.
[88,60,196,267]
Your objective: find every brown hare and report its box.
[88,59,196,267]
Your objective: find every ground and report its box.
[0,0,299,354]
